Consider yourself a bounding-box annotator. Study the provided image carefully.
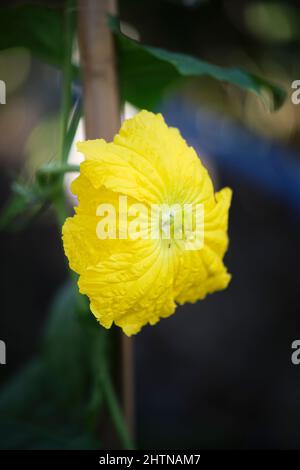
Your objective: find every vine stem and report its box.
[59,0,75,165]
[101,364,135,450]
[53,0,75,226]
[37,163,80,178]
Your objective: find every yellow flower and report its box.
[62,110,232,335]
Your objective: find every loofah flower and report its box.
[62,110,232,335]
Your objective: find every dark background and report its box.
[1,0,300,449]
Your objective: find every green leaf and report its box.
[0,4,78,77]
[0,419,100,450]
[44,282,134,448]
[43,281,110,427]
[0,5,286,110]
[110,17,286,111]
[0,360,100,449]
[0,100,81,231]
[0,282,108,449]
[0,5,64,67]
[0,181,48,230]
[0,280,133,449]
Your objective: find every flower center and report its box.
[160,206,183,241]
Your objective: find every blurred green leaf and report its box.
[0,181,49,230]
[0,99,81,231]
[0,5,63,66]
[0,5,286,110]
[0,419,99,450]
[0,360,100,449]
[0,4,78,76]
[111,18,286,111]
[0,282,109,449]
[43,281,110,427]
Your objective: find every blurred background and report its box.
[1,0,300,449]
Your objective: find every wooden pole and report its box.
[78,0,119,140]
[77,0,134,444]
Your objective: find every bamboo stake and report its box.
[77,0,134,444]
[78,0,119,140]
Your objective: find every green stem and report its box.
[59,0,75,165]
[53,193,68,226]
[101,365,135,450]
[63,99,82,160]
[37,163,80,179]
[53,0,75,224]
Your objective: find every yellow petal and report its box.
[173,188,232,303]
[78,240,176,335]
[62,177,138,273]
[77,138,165,204]
[115,110,214,204]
